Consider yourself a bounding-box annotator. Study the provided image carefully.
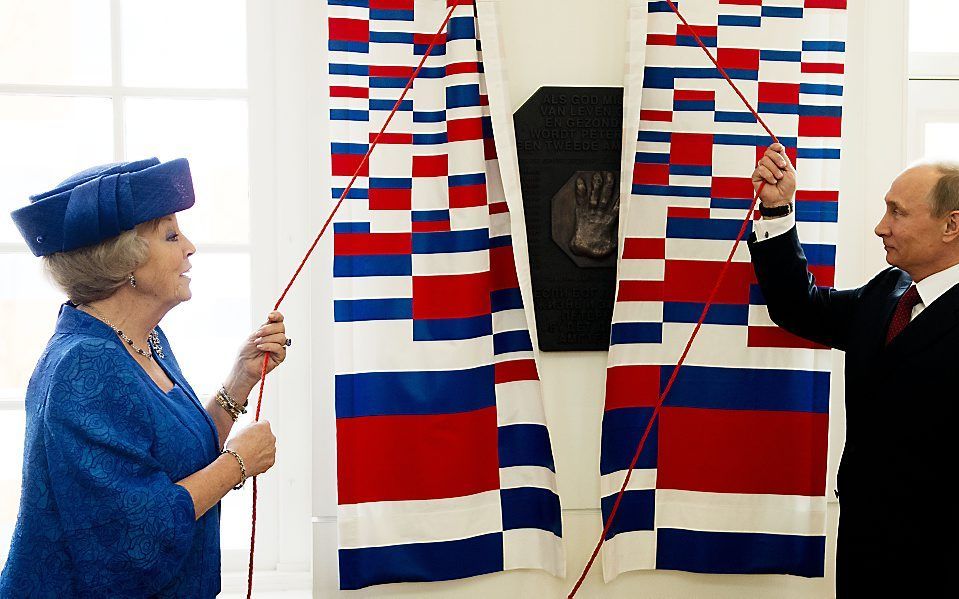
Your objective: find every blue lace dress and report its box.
[0,304,222,598]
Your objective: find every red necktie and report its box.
[885,285,921,345]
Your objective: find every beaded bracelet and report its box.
[221,449,247,490]
[215,386,248,421]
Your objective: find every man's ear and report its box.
[944,210,959,242]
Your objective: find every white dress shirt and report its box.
[753,212,959,320]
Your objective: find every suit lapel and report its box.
[887,281,959,352]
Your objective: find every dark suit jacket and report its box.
[748,226,959,596]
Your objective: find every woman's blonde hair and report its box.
[42,220,158,304]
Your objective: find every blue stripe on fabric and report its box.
[669,164,711,177]
[666,217,752,240]
[663,302,749,326]
[677,36,717,48]
[658,365,830,413]
[798,104,842,117]
[330,109,369,121]
[493,329,533,355]
[447,16,476,40]
[416,66,447,79]
[414,110,447,123]
[329,0,368,6]
[447,84,481,109]
[644,67,714,88]
[330,63,368,76]
[501,487,563,537]
[635,152,671,164]
[338,533,504,590]
[492,288,524,312]
[610,322,663,345]
[370,77,410,88]
[718,15,761,27]
[412,209,449,222]
[414,132,448,145]
[333,255,411,277]
[674,100,715,112]
[369,9,414,21]
[633,184,711,198]
[800,83,844,96]
[412,228,489,254]
[602,489,655,540]
[714,134,798,147]
[648,0,679,12]
[760,50,801,62]
[796,201,839,223]
[334,298,412,322]
[656,529,826,577]
[369,31,412,44]
[499,424,556,471]
[710,198,753,210]
[332,187,368,200]
[489,235,512,249]
[369,99,412,111]
[335,365,494,418]
[600,407,658,474]
[759,102,799,114]
[761,5,803,18]
[449,172,486,186]
[328,41,369,53]
[803,40,846,52]
[798,148,840,159]
[413,315,492,341]
[370,177,412,189]
[802,243,836,265]
[638,130,672,143]
[414,43,446,56]
[333,222,370,233]
[331,142,368,155]
[715,111,757,123]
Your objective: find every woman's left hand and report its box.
[231,312,289,391]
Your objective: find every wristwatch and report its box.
[758,202,793,219]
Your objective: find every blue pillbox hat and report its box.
[10,157,195,257]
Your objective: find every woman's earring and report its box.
[129,274,137,288]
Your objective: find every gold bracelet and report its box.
[221,449,247,490]
[215,386,247,421]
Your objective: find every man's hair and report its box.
[929,162,959,217]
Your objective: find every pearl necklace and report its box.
[80,304,165,359]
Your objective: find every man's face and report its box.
[874,166,944,278]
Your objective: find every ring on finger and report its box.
[284,338,292,347]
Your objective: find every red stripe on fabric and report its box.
[758,82,800,105]
[810,265,835,287]
[801,62,845,74]
[796,190,839,202]
[617,280,664,302]
[369,65,415,77]
[664,260,755,303]
[330,86,369,99]
[495,359,539,384]
[670,133,714,166]
[449,183,488,208]
[647,34,677,46]
[370,132,413,144]
[668,207,711,219]
[370,0,414,9]
[711,176,754,199]
[412,220,450,233]
[448,117,485,141]
[412,154,448,177]
[369,188,411,210]
[413,272,491,319]
[334,233,411,255]
[336,408,500,504]
[747,326,829,349]
[799,115,842,137]
[490,246,519,291]
[657,407,828,496]
[605,365,660,410]
[414,32,447,45]
[447,61,481,75]
[805,0,846,8]
[488,201,509,215]
[717,48,759,71]
[484,137,497,160]
[328,18,369,42]
[633,163,670,186]
[676,24,717,37]
[622,238,666,260]
[640,109,673,122]
[674,89,715,101]
[331,154,369,177]
[720,0,762,4]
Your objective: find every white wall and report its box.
[307,1,909,597]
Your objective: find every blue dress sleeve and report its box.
[41,339,197,595]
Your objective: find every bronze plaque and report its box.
[514,86,623,351]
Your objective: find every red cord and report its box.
[244,5,458,598]
[567,0,783,595]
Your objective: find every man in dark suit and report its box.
[747,143,959,597]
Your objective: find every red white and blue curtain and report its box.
[601,0,847,581]
[327,0,564,589]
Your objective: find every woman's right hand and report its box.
[226,421,276,476]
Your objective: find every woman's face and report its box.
[134,215,196,307]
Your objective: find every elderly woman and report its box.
[0,158,285,597]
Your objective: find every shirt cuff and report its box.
[752,212,796,241]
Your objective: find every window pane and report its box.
[0,0,111,85]
[0,410,26,564]
[124,98,250,244]
[909,0,959,54]
[120,0,247,88]
[924,122,959,161]
[0,95,114,244]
